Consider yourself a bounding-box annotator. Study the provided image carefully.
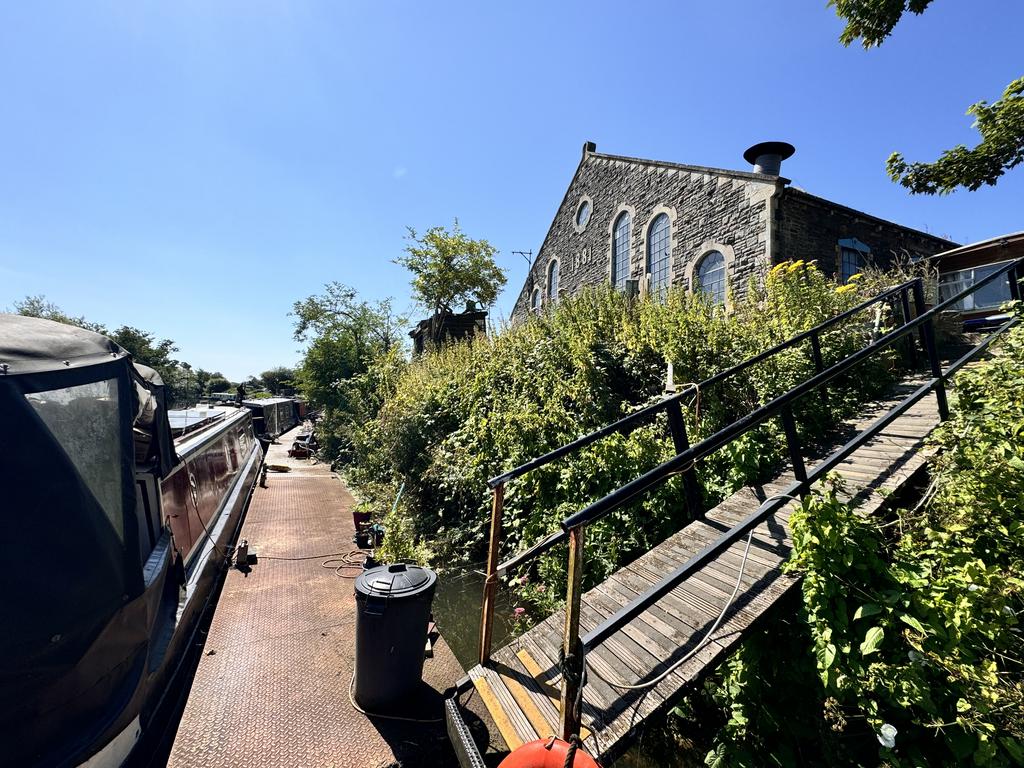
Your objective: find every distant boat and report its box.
[0,315,263,767]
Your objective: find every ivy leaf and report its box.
[899,614,928,635]
[860,626,885,656]
[854,603,882,620]
[817,642,838,670]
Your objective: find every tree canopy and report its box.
[830,0,1024,194]
[291,282,403,410]
[259,366,297,395]
[394,221,505,344]
[10,295,219,407]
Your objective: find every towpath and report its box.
[167,425,475,768]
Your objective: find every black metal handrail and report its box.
[476,273,923,668]
[561,256,1022,532]
[544,258,1022,740]
[490,279,919,573]
[479,256,1022,742]
[487,277,917,489]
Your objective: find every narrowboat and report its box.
[0,315,263,767]
[241,396,299,439]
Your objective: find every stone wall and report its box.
[510,150,780,321]
[775,189,957,276]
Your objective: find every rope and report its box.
[322,549,373,578]
[595,492,801,691]
[562,733,580,768]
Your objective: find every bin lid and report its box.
[355,562,436,598]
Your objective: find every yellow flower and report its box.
[770,262,789,277]
[848,272,864,282]
[835,284,857,294]
[787,260,805,274]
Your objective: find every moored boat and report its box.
[0,315,262,767]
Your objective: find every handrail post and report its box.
[479,482,505,666]
[1010,263,1022,302]
[779,403,807,483]
[912,279,949,420]
[899,288,918,366]
[559,525,585,741]
[666,398,703,519]
[809,331,829,407]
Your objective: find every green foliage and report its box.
[395,221,505,346]
[888,77,1024,194]
[702,322,1024,766]
[259,365,297,395]
[11,295,207,407]
[13,294,107,333]
[829,0,1024,194]
[205,374,233,393]
[830,0,933,49]
[348,262,905,617]
[291,282,405,462]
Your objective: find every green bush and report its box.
[346,261,909,616]
[705,317,1024,766]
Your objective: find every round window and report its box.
[575,199,591,229]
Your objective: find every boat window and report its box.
[25,378,125,541]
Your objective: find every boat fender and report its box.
[497,736,601,768]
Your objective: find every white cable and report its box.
[347,673,444,723]
[596,492,800,691]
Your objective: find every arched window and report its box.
[530,287,541,313]
[546,259,560,303]
[695,250,726,304]
[646,214,671,294]
[611,212,631,289]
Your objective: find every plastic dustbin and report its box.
[353,562,437,712]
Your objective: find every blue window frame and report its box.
[695,250,726,304]
[838,238,870,283]
[646,214,671,294]
[612,212,631,289]
[547,259,559,303]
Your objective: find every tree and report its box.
[830,0,1024,194]
[12,295,107,333]
[205,373,233,393]
[108,326,179,372]
[290,282,404,410]
[394,221,505,346]
[259,366,297,395]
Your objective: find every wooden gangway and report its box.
[448,260,1024,765]
[467,383,938,761]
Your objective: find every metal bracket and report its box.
[446,697,487,768]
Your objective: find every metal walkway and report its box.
[466,382,939,762]
[167,429,467,768]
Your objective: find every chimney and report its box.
[743,141,795,176]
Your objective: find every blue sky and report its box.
[1,1,1021,381]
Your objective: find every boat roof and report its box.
[243,397,295,406]
[0,314,127,375]
[167,407,228,435]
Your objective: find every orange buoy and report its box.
[498,737,602,768]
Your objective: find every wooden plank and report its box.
[484,666,539,746]
[511,649,592,741]
[496,662,557,740]
[475,379,942,763]
[470,669,524,751]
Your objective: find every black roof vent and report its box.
[743,141,795,176]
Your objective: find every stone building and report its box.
[511,141,957,321]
